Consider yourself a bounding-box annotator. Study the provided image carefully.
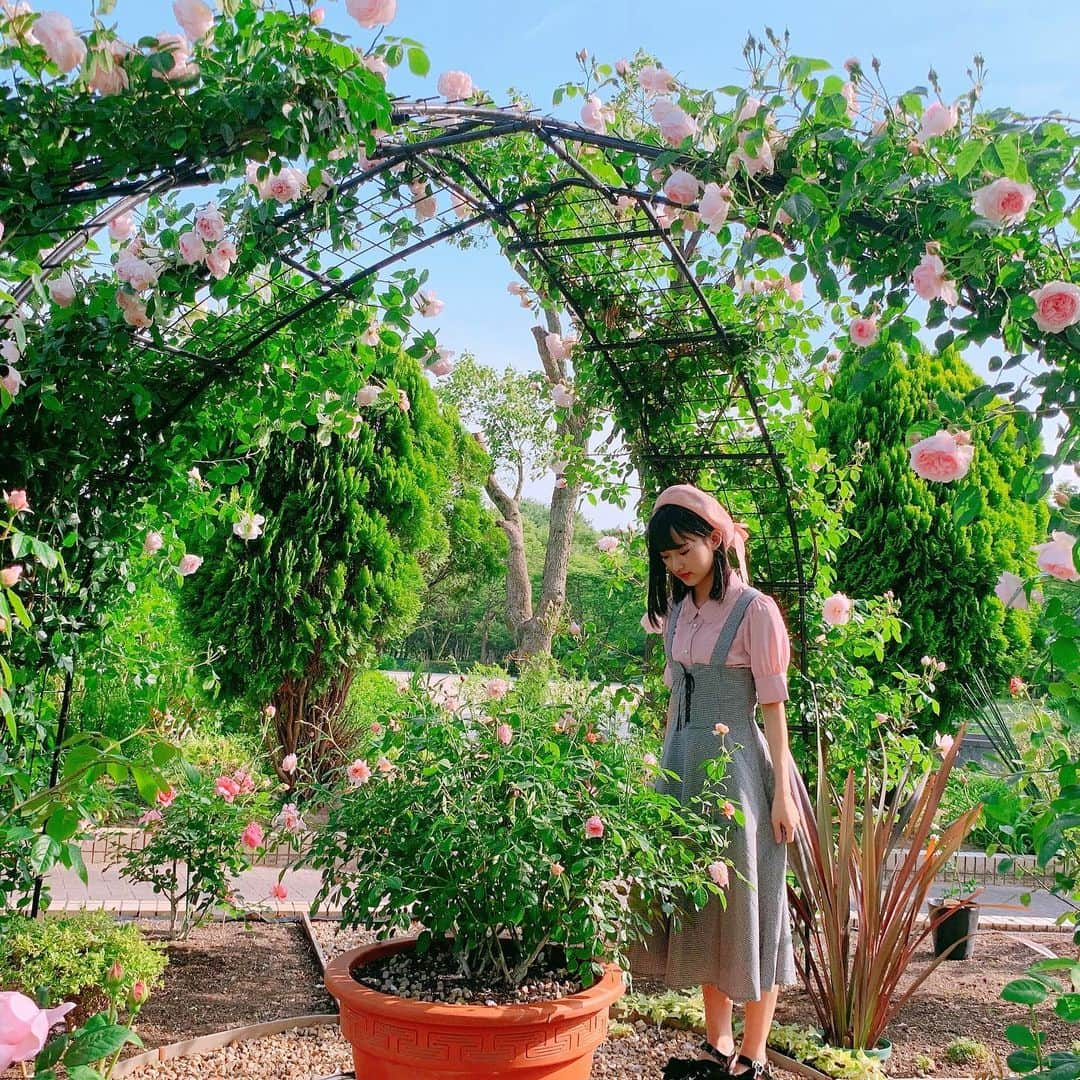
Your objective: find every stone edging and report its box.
[109,1014,339,1078]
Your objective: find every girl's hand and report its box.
[771,791,799,844]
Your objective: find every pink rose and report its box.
[437,69,473,101]
[737,96,767,123]
[714,722,729,736]
[551,383,574,407]
[173,0,213,42]
[721,801,737,819]
[849,317,879,347]
[486,677,509,699]
[33,11,85,72]
[355,384,380,406]
[730,131,774,177]
[412,191,438,221]
[1008,676,1026,696]
[822,592,852,626]
[117,291,151,328]
[643,752,658,769]
[108,213,134,241]
[911,252,958,305]
[87,39,130,95]
[371,721,384,735]
[152,32,194,81]
[310,7,326,24]
[1,364,24,397]
[177,553,202,576]
[232,768,255,794]
[264,703,277,718]
[1029,281,1080,334]
[0,992,76,1070]
[155,785,176,808]
[418,290,443,318]
[650,97,696,145]
[550,861,565,876]
[496,723,513,746]
[281,753,298,773]
[580,94,609,134]
[264,168,305,204]
[1033,531,1079,582]
[698,182,732,231]
[994,570,1039,610]
[347,758,372,785]
[917,101,959,143]
[708,861,730,887]
[427,348,454,377]
[4,490,29,515]
[841,81,858,119]
[662,169,700,206]
[345,0,395,29]
[568,621,582,637]
[584,814,605,839]
[116,253,158,291]
[206,239,236,280]
[215,775,240,801]
[909,430,974,483]
[270,882,288,901]
[638,64,674,94]
[194,204,226,243]
[615,58,629,76]
[138,808,163,827]
[177,230,206,265]
[544,332,571,361]
[0,565,23,588]
[376,756,395,775]
[596,536,619,553]
[240,821,264,850]
[933,732,954,757]
[972,178,1036,225]
[143,531,164,554]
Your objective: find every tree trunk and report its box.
[270,645,357,787]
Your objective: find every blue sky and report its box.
[50,0,1080,527]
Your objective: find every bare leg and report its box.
[732,986,779,1070]
[700,984,735,1059]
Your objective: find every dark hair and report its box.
[646,503,732,626]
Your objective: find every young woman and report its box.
[633,484,798,1079]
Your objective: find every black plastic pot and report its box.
[928,898,979,960]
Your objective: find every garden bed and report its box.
[48,919,1075,1079]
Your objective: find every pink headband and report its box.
[651,484,751,584]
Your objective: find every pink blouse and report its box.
[657,576,792,705]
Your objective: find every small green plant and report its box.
[0,910,166,1019]
[945,1036,992,1065]
[1000,956,1080,1077]
[914,1051,935,1075]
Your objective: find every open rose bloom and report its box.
[909,430,974,483]
[0,992,75,1072]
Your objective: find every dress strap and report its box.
[709,587,760,666]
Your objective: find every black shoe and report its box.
[662,1061,730,1080]
[727,1054,775,1078]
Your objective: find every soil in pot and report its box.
[928,899,980,960]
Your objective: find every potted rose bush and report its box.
[303,659,732,1080]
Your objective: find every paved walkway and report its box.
[43,864,1077,929]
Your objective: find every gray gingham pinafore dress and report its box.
[630,588,795,1002]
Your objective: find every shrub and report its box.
[0,910,166,1020]
[944,1037,992,1065]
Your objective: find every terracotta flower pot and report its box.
[325,935,625,1080]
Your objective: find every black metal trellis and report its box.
[12,101,815,686]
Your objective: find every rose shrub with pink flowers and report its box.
[120,761,274,937]
[303,659,732,988]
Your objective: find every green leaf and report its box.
[406,47,429,77]
[1056,993,1080,1022]
[65,1024,138,1066]
[954,139,987,179]
[1006,1023,1038,1048]
[66,1066,107,1080]
[1003,977,1049,1006]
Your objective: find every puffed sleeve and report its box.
[746,594,791,704]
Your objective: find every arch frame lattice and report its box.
[12,100,815,683]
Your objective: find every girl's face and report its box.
[659,529,723,590]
